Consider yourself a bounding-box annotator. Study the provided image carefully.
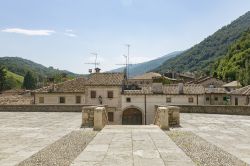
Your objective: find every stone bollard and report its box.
[94,107,106,131]
[158,107,169,130]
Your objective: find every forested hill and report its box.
[155,11,250,74]
[0,57,78,79]
[213,29,250,85]
[110,51,182,77]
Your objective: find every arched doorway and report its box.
[122,108,142,125]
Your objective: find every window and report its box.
[76,96,81,104]
[126,97,131,103]
[39,97,44,104]
[214,97,218,101]
[108,112,114,122]
[107,91,114,99]
[166,97,171,103]
[188,97,193,103]
[206,97,210,101]
[59,97,65,104]
[90,91,96,98]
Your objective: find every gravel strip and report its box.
[167,131,248,166]
[17,129,97,166]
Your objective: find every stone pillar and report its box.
[168,106,180,126]
[81,106,95,128]
[158,107,169,130]
[94,107,106,131]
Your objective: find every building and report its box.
[33,70,250,125]
[121,83,205,125]
[128,72,161,87]
[230,85,250,106]
[84,72,124,124]
[34,77,86,105]
[204,87,230,105]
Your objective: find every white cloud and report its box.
[64,33,77,37]
[2,28,55,36]
[64,29,77,37]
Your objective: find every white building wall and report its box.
[85,86,121,108]
[121,94,205,125]
[35,93,85,105]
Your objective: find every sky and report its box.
[0,0,250,74]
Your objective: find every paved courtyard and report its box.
[0,112,82,166]
[0,112,250,165]
[175,113,250,164]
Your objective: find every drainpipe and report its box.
[144,94,147,125]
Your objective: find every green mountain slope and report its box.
[110,51,182,77]
[156,11,250,74]
[4,70,24,89]
[0,57,78,79]
[213,29,250,85]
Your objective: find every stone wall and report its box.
[178,105,250,115]
[0,105,89,112]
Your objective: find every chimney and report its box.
[178,83,184,94]
[95,68,101,73]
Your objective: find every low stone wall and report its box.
[178,105,250,115]
[0,105,90,112]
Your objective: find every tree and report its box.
[0,66,7,92]
[23,71,37,90]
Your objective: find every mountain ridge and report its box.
[110,51,182,77]
[155,11,250,74]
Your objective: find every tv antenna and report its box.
[85,52,100,73]
[116,54,133,79]
[125,44,130,78]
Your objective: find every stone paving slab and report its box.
[176,113,250,164]
[71,125,195,166]
[0,112,82,166]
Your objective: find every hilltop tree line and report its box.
[0,65,71,92]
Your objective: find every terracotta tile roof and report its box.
[205,88,228,94]
[34,77,86,93]
[230,85,250,95]
[124,84,205,95]
[131,72,161,80]
[85,73,124,86]
[123,86,153,95]
[163,84,205,95]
